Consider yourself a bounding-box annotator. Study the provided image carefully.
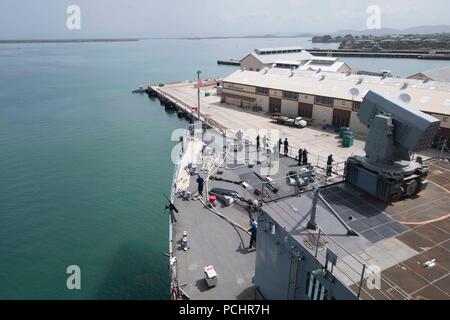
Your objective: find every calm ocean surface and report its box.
[0,37,448,299]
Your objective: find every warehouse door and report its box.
[332,109,351,128]
[298,103,313,118]
[269,97,282,113]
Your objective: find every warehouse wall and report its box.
[349,112,369,135]
[333,99,353,111]
[299,94,315,104]
[221,82,373,135]
[281,99,299,117]
[221,88,269,111]
[223,82,256,93]
[338,64,352,73]
[221,86,367,132]
[312,105,333,126]
[431,113,450,141]
[240,55,266,72]
[431,113,450,129]
[269,89,283,99]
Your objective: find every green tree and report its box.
[344,34,354,41]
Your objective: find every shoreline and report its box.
[0,38,140,44]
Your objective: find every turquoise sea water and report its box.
[0,38,449,300]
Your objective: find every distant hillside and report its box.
[0,38,140,44]
[405,25,450,34]
[330,25,450,37]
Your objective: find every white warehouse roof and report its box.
[274,60,302,66]
[242,51,314,65]
[299,60,347,73]
[255,46,305,54]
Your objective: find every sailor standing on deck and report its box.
[196,175,205,197]
[298,148,303,166]
[283,138,289,156]
[327,154,334,177]
[179,136,184,154]
[248,219,258,249]
[303,149,308,166]
[278,138,283,153]
[189,123,195,138]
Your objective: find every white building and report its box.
[298,57,350,73]
[240,46,352,73]
[220,67,450,140]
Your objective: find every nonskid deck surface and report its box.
[171,129,334,300]
[170,127,450,300]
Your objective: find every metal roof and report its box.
[309,57,338,62]
[255,46,305,54]
[223,68,450,115]
[409,66,450,83]
[274,60,302,66]
[243,51,314,65]
[299,60,347,72]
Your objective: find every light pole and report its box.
[197,70,202,123]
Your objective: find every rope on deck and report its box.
[200,144,251,236]
[198,197,250,235]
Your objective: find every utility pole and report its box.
[197,70,204,142]
[197,70,202,123]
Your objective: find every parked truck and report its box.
[272,113,308,128]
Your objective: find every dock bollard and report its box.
[182,231,189,251]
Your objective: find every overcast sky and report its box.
[0,0,449,39]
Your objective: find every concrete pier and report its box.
[306,49,450,60]
[149,81,366,163]
[217,49,450,65]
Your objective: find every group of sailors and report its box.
[256,135,313,167]
[256,135,292,157]
[255,134,335,176]
[297,148,309,166]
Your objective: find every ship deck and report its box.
[170,125,450,300]
[170,128,344,300]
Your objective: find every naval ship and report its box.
[151,86,450,301]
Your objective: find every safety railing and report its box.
[168,125,193,300]
[280,144,346,172]
[253,152,346,203]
